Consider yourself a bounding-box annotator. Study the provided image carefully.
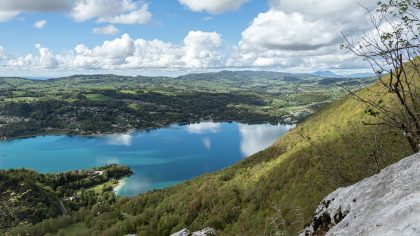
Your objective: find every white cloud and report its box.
[92,24,118,35]
[242,11,338,51]
[0,11,20,22]
[70,33,177,69]
[33,19,47,29]
[179,0,248,14]
[70,33,135,69]
[269,0,376,20]
[1,0,382,74]
[98,4,151,24]
[0,0,151,24]
[70,0,151,24]
[0,0,380,74]
[0,46,9,60]
[70,0,135,22]
[182,31,223,68]
[0,0,71,21]
[231,0,378,71]
[0,0,72,12]
[125,38,184,68]
[2,26,367,73]
[91,33,135,58]
[4,31,225,71]
[7,44,57,69]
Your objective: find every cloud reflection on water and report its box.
[185,122,221,134]
[105,133,133,146]
[202,137,211,150]
[238,123,294,157]
[116,175,180,197]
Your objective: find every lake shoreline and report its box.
[0,119,294,142]
[113,177,129,195]
[0,122,294,196]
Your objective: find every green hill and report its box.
[0,165,132,232]
[0,71,373,140]
[6,62,417,236]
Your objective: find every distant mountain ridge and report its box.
[178,70,375,80]
[18,70,375,81]
[310,70,375,78]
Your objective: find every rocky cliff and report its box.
[301,152,420,236]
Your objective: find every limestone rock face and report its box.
[170,227,216,236]
[170,228,190,236]
[301,152,420,236]
[191,227,217,236]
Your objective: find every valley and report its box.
[0,0,419,235]
[0,71,380,235]
[0,72,374,140]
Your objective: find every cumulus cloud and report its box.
[70,33,135,69]
[269,0,376,19]
[4,31,225,71]
[33,19,47,29]
[0,0,72,12]
[70,0,151,24]
[97,4,151,24]
[92,24,118,35]
[179,0,248,14]
[242,11,338,51]
[0,0,380,73]
[182,31,223,68]
[0,0,71,21]
[70,0,135,22]
[125,38,183,68]
[7,44,57,69]
[232,0,378,70]
[0,0,151,24]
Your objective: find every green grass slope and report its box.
[113,89,409,236]
[8,64,417,236]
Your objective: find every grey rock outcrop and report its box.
[191,227,217,236]
[170,228,190,236]
[170,227,216,236]
[301,152,420,236]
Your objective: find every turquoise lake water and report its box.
[0,122,293,196]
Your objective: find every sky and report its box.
[0,0,379,77]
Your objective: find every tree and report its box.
[342,0,420,153]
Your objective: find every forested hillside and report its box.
[0,72,373,140]
[0,165,132,231]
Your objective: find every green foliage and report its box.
[0,165,132,230]
[7,68,416,236]
[0,72,374,140]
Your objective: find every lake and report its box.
[0,122,293,196]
